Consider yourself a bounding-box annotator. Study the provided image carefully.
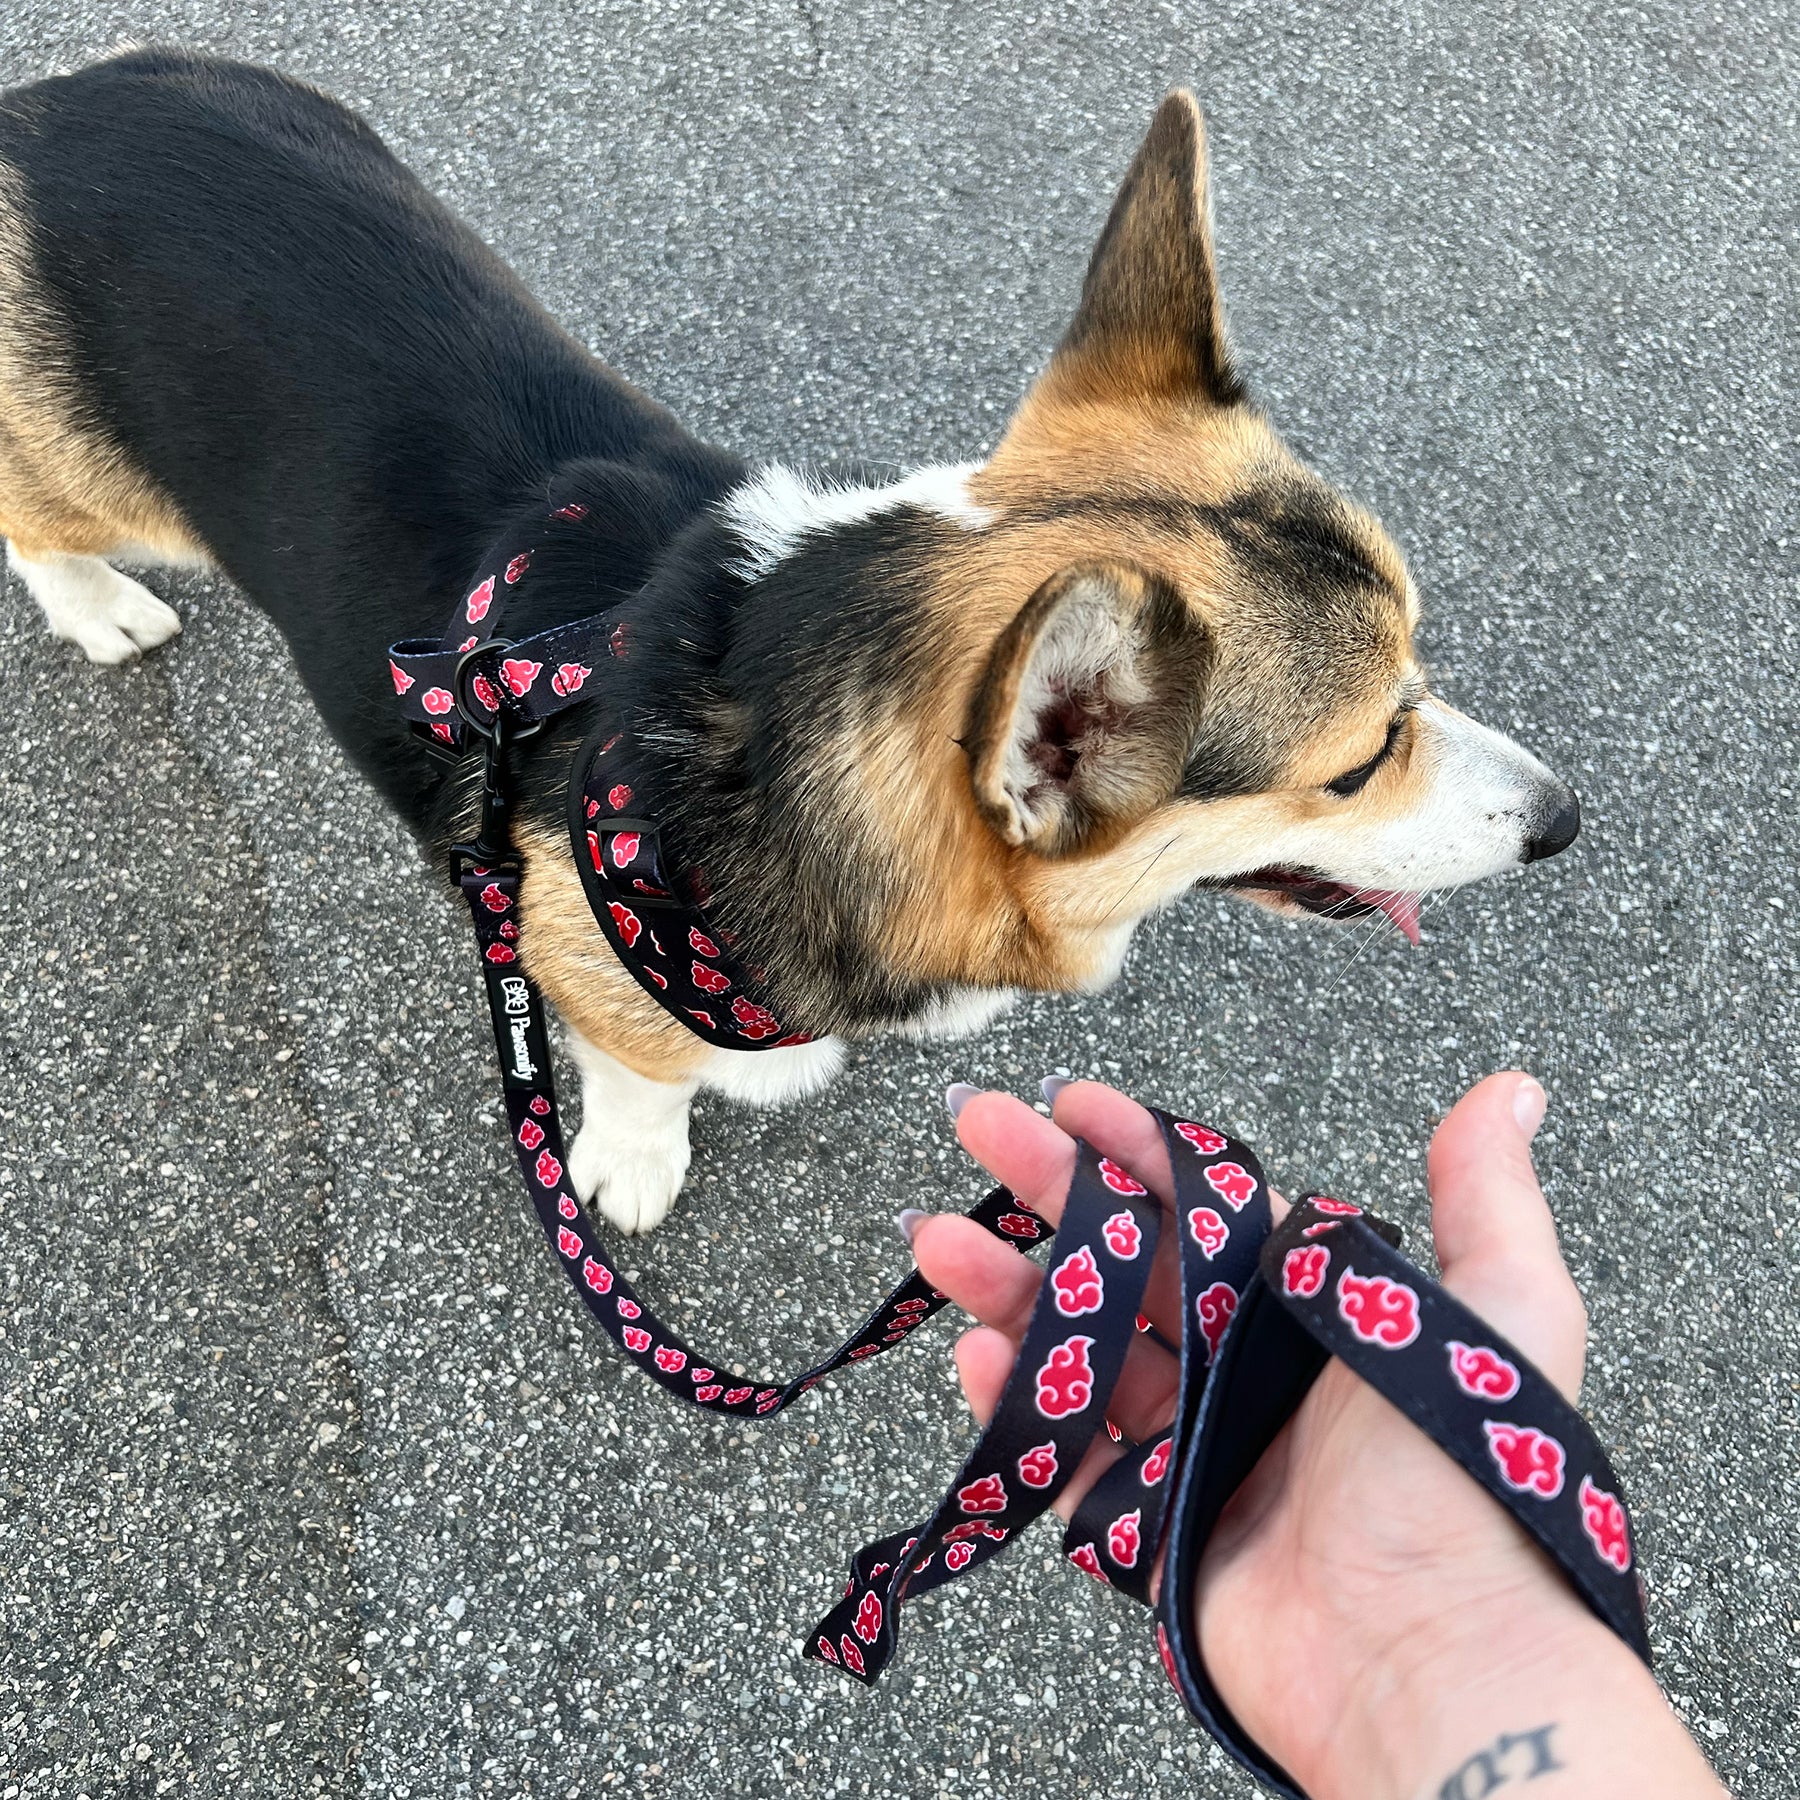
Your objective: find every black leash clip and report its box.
[448,639,542,880]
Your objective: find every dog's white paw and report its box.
[568,1116,691,1236]
[11,550,183,665]
[78,571,182,663]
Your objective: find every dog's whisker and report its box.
[1315,886,1438,1005]
[1098,836,1180,926]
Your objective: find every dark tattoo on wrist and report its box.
[1437,1724,1562,1800]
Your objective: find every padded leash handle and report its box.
[1147,1147,1652,1797]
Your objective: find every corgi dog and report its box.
[0,51,1578,1233]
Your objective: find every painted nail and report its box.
[1513,1075,1547,1142]
[1041,1075,1074,1106]
[945,1082,981,1119]
[895,1208,929,1246]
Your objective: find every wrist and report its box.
[1329,1594,1616,1800]
[1300,1594,1719,1800]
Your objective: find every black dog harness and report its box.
[391,499,1650,1796]
[388,501,812,1052]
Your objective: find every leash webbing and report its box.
[797,1106,1651,1798]
[460,861,1051,1416]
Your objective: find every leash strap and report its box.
[801,1108,1650,1800]
[461,862,1049,1415]
[422,514,1649,1790]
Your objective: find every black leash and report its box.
[398,495,1651,1796]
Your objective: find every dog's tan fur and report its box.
[0,162,203,564]
[513,98,1428,1062]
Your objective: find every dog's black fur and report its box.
[1,49,740,820]
[3,50,1002,1030]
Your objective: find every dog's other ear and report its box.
[965,561,1210,854]
[1045,90,1244,410]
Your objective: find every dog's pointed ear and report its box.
[965,561,1211,855]
[1044,90,1243,409]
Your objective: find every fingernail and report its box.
[1041,1074,1074,1106]
[945,1082,980,1119]
[1513,1076,1547,1141]
[895,1208,928,1245]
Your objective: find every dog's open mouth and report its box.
[1227,868,1423,945]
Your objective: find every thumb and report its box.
[1425,1071,1587,1401]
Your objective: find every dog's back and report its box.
[0,48,737,809]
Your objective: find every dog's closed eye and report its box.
[1324,712,1408,798]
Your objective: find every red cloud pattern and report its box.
[1446,1340,1521,1401]
[1101,1211,1142,1260]
[1195,1282,1237,1361]
[1336,1269,1422,1349]
[1282,1244,1329,1298]
[1034,1336,1096,1420]
[956,1473,1007,1515]
[1097,1157,1147,1196]
[1578,1476,1632,1571]
[1186,1207,1228,1259]
[1173,1121,1228,1155]
[1049,1245,1105,1317]
[1483,1421,1566,1498]
[1067,1543,1107,1583]
[1203,1162,1257,1209]
[1107,1509,1142,1570]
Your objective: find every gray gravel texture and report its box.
[1,2,1796,1797]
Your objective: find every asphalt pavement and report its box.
[1,2,1796,1796]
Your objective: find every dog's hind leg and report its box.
[0,160,207,664]
[564,1026,698,1237]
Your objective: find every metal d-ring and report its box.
[452,637,513,739]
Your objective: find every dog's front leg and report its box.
[563,1028,698,1236]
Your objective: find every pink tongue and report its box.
[1350,887,1422,946]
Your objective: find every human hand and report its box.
[912,1074,1724,1800]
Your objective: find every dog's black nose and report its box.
[1522,791,1581,863]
